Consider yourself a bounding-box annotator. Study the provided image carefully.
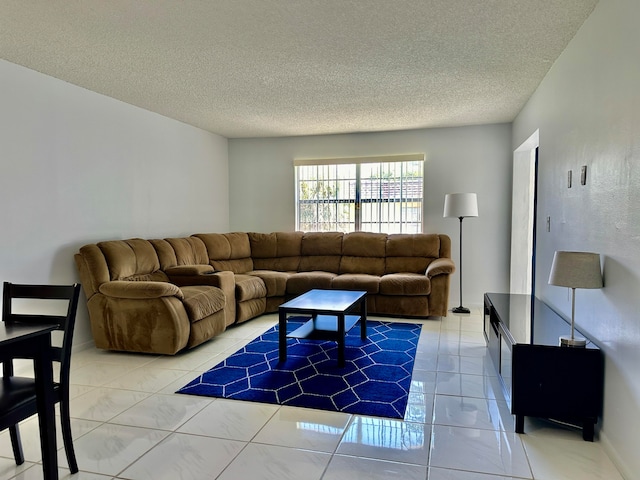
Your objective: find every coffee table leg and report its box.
[360,297,367,340]
[338,313,345,367]
[279,309,287,363]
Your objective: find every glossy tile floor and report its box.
[0,310,624,479]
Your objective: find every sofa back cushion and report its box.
[249,231,303,271]
[299,232,343,273]
[195,232,254,273]
[385,234,442,274]
[168,237,209,265]
[97,239,169,282]
[150,239,177,269]
[151,237,210,270]
[75,244,110,297]
[340,232,386,275]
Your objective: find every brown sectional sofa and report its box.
[75,231,454,354]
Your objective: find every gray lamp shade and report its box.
[548,251,603,289]
[443,193,478,218]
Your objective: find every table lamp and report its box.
[548,251,603,347]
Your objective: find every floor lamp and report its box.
[444,193,478,314]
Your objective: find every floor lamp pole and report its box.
[452,216,470,314]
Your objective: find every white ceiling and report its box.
[1,1,598,138]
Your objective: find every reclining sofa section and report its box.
[75,231,455,354]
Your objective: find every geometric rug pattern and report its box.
[177,318,421,419]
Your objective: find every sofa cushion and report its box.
[379,273,431,295]
[165,237,209,266]
[248,270,292,297]
[253,256,301,272]
[385,256,432,275]
[343,232,387,257]
[195,232,254,273]
[299,255,342,273]
[287,271,337,295]
[210,257,254,273]
[98,239,161,280]
[340,255,385,275]
[340,232,386,275]
[149,239,178,269]
[301,231,343,255]
[248,232,278,258]
[385,234,441,274]
[331,274,380,294]
[249,232,302,271]
[181,286,226,323]
[234,274,267,301]
[299,232,343,273]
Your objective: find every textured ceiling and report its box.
[0,1,598,138]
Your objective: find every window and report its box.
[295,154,424,233]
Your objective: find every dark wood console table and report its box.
[484,293,603,441]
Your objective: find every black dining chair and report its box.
[0,282,81,473]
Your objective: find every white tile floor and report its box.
[0,311,625,479]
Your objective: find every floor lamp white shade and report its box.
[444,193,478,314]
[443,193,479,219]
[548,251,603,347]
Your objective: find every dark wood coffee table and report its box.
[278,289,367,367]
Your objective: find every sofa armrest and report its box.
[425,258,455,278]
[99,281,184,300]
[165,268,233,290]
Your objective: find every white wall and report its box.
[0,60,230,350]
[228,124,513,308]
[513,0,640,477]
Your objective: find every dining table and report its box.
[0,322,59,480]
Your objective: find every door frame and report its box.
[510,130,539,296]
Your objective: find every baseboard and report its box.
[600,430,634,480]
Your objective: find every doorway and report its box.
[510,131,539,295]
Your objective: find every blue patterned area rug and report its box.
[177,318,421,419]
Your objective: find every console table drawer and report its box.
[512,344,603,419]
[484,302,500,373]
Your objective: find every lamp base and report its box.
[559,335,587,348]
[452,306,471,314]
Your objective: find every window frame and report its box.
[294,153,425,233]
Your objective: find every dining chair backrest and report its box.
[2,282,81,380]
